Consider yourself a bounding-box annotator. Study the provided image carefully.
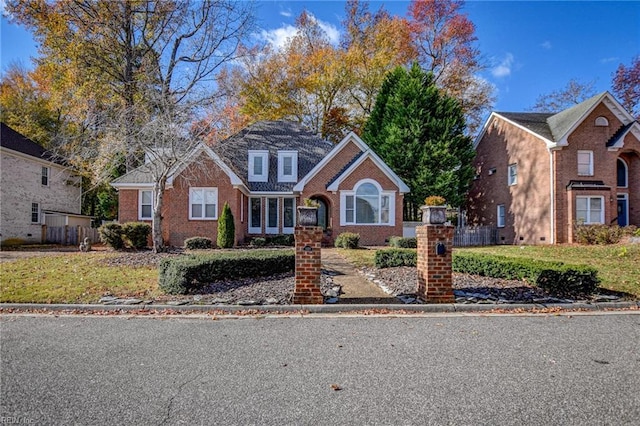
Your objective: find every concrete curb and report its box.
[1,301,638,315]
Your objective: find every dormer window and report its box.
[248,150,268,182]
[278,151,298,182]
[595,116,609,127]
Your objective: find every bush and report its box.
[217,202,235,248]
[267,234,295,246]
[375,248,417,268]
[98,222,124,250]
[159,249,295,294]
[574,225,624,245]
[122,222,151,249]
[388,236,417,248]
[453,252,599,296]
[335,232,360,249]
[250,237,267,247]
[184,237,213,250]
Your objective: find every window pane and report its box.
[356,196,378,223]
[205,204,216,218]
[204,190,216,204]
[346,196,354,209]
[141,205,152,218]
[142,191,152,204]
[191,204,202,218]
[41,167,48,185]
[253,157,263,175]
[617,159,627,187]
[283,156,292,175]
[381,195,390,223]
[283,199,294,227]
[589,198,601,210]
[31,203,39,223]
[356,183,378,196]
[191,189,203,204]
[268,198,278,228]
[251,198,261,228]
[576,197,587,210]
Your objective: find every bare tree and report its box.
[530,78,597,113]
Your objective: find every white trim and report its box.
[575,195,605,225]
[277,151,298,182]
[497,204,505,228]
[188,187,218,220]
[339,179,396,226]
[617,158,628,188]
[577,150,594,176]
[294,132,410,194]
[248,150,269,182]
[595,116,609,126]
[0,146,70,170]
[548,147,559,244]
[138,190,153,220]
[608,122,640,151]
[248,197,262,234]
[110,183,155,190]
[282,197,296,234]
[265,197,279,234]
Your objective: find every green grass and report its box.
[0,253,159,304]
[339,244,640,297]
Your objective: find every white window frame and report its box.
[265,197,279,234]
[575,196,604,225]
[507,163,517,186]
[189,187,218,220]
[282,197,296,234]
[577,150,594,176]
[497,204,505,228]
[278,151,298,182]
[139,190,153,220]
[248,150,269,182]
[41,166,49,186]
[340,179,395,226]
[249,197,262,234]
[31,202,40,224]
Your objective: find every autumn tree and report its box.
[612,56,640,118]
[408,0,493,134]
[362,63,475,220]
[530,78,597,112]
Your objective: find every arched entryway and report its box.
[617,151,639,227]
[310,195,330,230]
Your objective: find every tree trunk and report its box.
[152,178,166,253]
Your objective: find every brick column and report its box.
[416,225,455,303]
[293,226,323,304]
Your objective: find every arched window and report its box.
[595,116,609,127]
[341,180,394,225]
[617,158,628,187]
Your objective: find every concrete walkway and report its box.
[321,248,400,304]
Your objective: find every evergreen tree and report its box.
[217,202,235,248]
[362,63,475,220]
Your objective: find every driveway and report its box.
[1,313,639,425]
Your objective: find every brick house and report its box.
[467,92,639,244]
[111,120,409,246]
[0,123,89,243]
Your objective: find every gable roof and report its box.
[213,120,333,192]
[0,123,64,165]
[479,92,637,149]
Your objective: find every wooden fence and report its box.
[453,226,498,247]
[43,226,100,246]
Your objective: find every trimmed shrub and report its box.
[250,237,267,247]
[159,249,295,294]
[98,222,124,250]
[184,237,213,250]
[574,225,624,245]
[217,202,235,248]
[122,222,151,249]
[335,232,360,249]
[375,248,417,268]
[388,236,417,248]
[267,234,295,246]
[536,266,599,296]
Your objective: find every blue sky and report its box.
[1,1,639,113]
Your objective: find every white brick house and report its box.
[0,123,87,243]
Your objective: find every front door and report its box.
[617,195,628,226]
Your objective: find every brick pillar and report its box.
[416,225,455,303]
[293,226,323,304]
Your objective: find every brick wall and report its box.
[292,226,323,304]
[416,225,454,303]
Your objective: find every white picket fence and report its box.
[44,226,100,246]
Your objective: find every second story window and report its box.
[248,150,268,182]
[41,167,49,186]
[508,164,517,186]
[278,151,298,182]
[577,150,594,176]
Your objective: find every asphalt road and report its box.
[1,313,639,426]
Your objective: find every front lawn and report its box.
[339,244,640,297]
[0,253,159,303]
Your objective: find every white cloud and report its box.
[600,56,619,63]
[279,8,292,18]
[491,53,514,78]
[541,41,552,50]
[258,13,340,50]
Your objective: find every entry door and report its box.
[617,195,628,226]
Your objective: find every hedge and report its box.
[388,236,417,248]
[98,223,125,250]
[159,249,295,294]
[373,249,599,296]
[184,237,213,250]
[122,222,151,249]
[335,232,360,249]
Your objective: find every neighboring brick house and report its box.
[0,123,87,243]
[111,120,409,246]
[467,92,639,244]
